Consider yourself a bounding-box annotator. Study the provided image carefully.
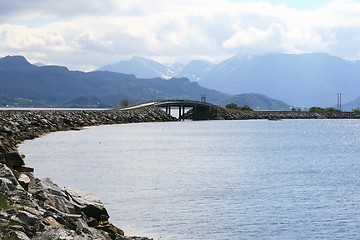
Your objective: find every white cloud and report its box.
[223,23,286,52]
[1,0,360,70]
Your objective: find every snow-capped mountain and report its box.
[98,56,184,79]
[175,60,214,82]
[98,53,360,108]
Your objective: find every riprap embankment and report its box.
[0,107,175,240]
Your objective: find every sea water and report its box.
[19,119,360,239]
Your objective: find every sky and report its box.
[1,0,360,71]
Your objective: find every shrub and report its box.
[309,106,340,112]
[225,102,239,109]
[238,105,253,111]
[120,99,129,108]
[225,103,253,111]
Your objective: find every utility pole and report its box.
[337,93,342,110]
[200,94,206,103]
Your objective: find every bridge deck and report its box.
[154,100,213,108]
[119,100,213,110]
[119,100,216,120]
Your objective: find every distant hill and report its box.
[99,53,360,108]
[216,93,293,111]
[0,93,52,108]
[342,96,360,111]
[0,55,290,110]
[198,53,360,107]
[0,55,37,70]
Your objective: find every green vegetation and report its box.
[225,102,253,111]
[0,94,52,108]
[352,108,360,112]
[225,102,238,109]
[0,194,10,210]
[120,99,129,108]
[309,107,340,112]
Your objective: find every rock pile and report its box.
[0,107,176,240]
[211,108,360,120]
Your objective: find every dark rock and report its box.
[19,206,43,218]
[15,166,34,173]
[87,217,98,227]
[16,210,39,227]
[8,230,31,240]
[9,224,26,233]
[33,191,47,202]
[76,218,93,235]
[0,125,12,134]
[16,210,45,237]
[0,141,6,153]
[43,207,78,230]
[6,208,17,215]
[0,153,6,164]
[4,151,25,168]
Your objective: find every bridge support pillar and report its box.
[178,106,181,121]
[193,106,211,120]
[177,105,186,121]
[183,105,185,121]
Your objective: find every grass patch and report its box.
[0,194,10,210]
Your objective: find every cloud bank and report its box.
[1,0,360,71]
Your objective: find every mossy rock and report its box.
[0,194,10,210]
[109,224,124,236]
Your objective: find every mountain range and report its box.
[0,55,290,110]
[99,56,214,81]
[99,53,360,108]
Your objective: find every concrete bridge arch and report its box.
[120,100,217,121]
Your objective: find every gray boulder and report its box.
[64,187,110,221]
[0,163,19,187]
[29,178,77,215]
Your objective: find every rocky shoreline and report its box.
[0,107,176,240]
[212,108,360,120]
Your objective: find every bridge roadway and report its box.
[119,100,217,120]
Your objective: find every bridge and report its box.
[119,100,218,121]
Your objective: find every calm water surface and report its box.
[19,120,360,239]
